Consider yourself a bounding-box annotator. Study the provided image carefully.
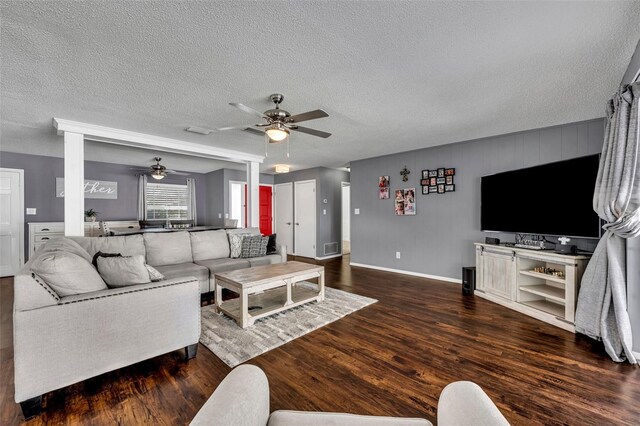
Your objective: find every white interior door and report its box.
[229,180,246,228]
[294,180,316,258]
[275,183,294,254]
[0,168,24,277]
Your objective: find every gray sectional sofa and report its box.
[13,227,285,419]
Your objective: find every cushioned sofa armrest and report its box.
[275,243,287,263]
[437,381,510,426]
[14,272,60,312]
[190,365,270,426]
[58,276,200,305]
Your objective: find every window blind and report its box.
[146,182,189,220]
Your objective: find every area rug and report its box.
[200,284,377,367]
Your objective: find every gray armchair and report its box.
[190,365,510,426]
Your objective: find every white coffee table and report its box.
[214,261,325,328]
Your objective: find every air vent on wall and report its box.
[324,242,339,256]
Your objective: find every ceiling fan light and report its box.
[266,124,289,142]
[151,170,166,180]
[275,164,290,173]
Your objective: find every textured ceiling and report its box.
[1,1,640,173]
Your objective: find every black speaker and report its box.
[462,266,476,295]
[485,237,500,245]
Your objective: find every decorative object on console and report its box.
[421,168,455,194]
[514,234,549,250]
[84,209,98,222]
[400,166,410,182]
[555,237,577,254]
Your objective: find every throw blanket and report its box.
[575,82,640,364]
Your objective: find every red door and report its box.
[243,185,273,235]
[259,186,273,235]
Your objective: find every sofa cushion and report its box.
[143,231,193,266]
[266,234,277,255]
[240,235,265,258]
[31,251,108,297]
[190,230,230,261]
[229,233,250,258]
[153,262,209,293]
[226,227,261,236]
[96,255,151,288]
[195,258,251,274]
[40,237,93,263]
[247,255,282,267]
[69,235,146,258]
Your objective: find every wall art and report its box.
[394,188,416,215]
[421,168,456,195]
[56,178,118,199]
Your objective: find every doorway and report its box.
[341,182,350,255]
[294,180,316,258]
[229,181,273,234]
[274,182,294,255]
[0,168,24,276]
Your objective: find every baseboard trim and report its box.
[315,253,343,260]
[349,262,461,284]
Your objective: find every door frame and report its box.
[341,181,350,250]
[294,179,316,258]
[0,167,25,271]
[274,182,294,255]
[228,180,274,230]
[228,180,246,228]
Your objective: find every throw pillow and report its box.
[241,235,264,258]
[146,264,165,282]
[40,237,93,263]
[229,233,249,258]
[259,236,269,256]
[266,234,277,254]
[91,251,122,268]
[31,251,108,297]
[96,255,150,288]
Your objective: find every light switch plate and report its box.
[218,213,222,219]
[396,252,401,259]
[26,208,36,215]
[354,208,360,215]
[323,209,326,215]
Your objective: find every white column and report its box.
[246,161,260,228]
[64,132,85,236]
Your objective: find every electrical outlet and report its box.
[354,208,360,215]
[26,208,36,215]
[218,213,222,219]
[323,209,326,215]
[396,251,401,259]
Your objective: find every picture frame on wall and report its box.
[430,177,437,186]
[445,184,455,192]
[437,168,445,177]
[429,186,438,193]
[379,176,390,188]
[436,177,445,184]
[379,187,390,199]
[422,186,429,195]
[437,184,445,193]
[445,168,456,176]
[445,175,454,185]
[429,170,438,178]
[422,170,430,179]
[420,179,429,186]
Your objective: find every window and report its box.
[146,182,189,220]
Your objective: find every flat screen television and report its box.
[481,154,601,239]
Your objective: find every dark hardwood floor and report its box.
[1,255,638,425]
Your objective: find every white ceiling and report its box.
[1,1,639,173]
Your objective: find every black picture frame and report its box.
[437,168,445,177]
[422,185,429,194]
[445,168,456,176]
[430,177,437,186]
[445,184,455,192]
[428,170,438,178]
[422,170,430,179]
[437,184,445,193]
[445,175,454,185]
[420,179,430,186]
[428,186,437,193]
[436,177,445,184]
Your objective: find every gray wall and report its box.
[0,151,208,257]
[274,167,350,258]
[350,118,605,280]
[204,168,275,226]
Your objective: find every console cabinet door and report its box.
[482,251,516,300]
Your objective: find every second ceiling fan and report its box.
[217,94,330,156]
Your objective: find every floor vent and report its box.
[324,242,339,256]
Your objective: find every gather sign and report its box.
[56,178,118,199]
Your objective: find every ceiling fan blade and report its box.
[165,170,191,176]
[130,167,150,172]
[229,103,268,119]
[217,125,256,131]
[287,109,329,123]
[291,126,331,138]
[243,127,266,137]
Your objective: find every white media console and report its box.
[474,243,591,332]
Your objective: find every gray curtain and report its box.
[187,178,197,225]
[575,81,640,364]
[137,174,147,221]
